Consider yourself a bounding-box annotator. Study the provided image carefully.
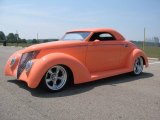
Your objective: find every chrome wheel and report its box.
[133,57,143,75]
[45,65,67,91]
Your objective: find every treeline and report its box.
[0,31,27,43]
[0,31,59,44]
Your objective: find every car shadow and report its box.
[7,72,153,98]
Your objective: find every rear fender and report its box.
[127,49,148,71]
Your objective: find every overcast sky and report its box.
[0,0,160,40]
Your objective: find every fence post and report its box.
[143,28,146,50]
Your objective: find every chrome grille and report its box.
[17,51,39,79]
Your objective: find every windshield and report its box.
[62,32,90,41]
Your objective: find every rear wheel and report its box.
[132,57,143,75]
[41,65,69,92]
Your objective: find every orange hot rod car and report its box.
[4,28,148,92]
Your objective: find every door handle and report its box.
[124,44,129,48]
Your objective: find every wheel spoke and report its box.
[53,79,57,85]
[135,64,138,71]
[53,84,59,89]
[139,65,142,72]
[56,67,60,74]
[48,69,53,74]
[137,66,140,73]
[46,78,52,83]
[136,67,139,73]
[57,76,64,80]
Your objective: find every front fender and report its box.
[127,49,148,71]
[4,50,24,76]
[27,53,91,88]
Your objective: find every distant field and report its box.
[139,46,160,60]
[134,43,160,60]
[1,42,160,59]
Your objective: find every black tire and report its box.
[40,65,71,92]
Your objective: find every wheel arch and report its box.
[140,56,146,66]
[126,49,148,71]
[27,53,90,88]
[57,64,74,85]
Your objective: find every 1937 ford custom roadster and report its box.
[4,28,148,92]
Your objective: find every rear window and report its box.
[90,32,116,41]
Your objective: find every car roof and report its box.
[68,28,125,40]
[68,28,118,32]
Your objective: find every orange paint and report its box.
[4,28,148,88]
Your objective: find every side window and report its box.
[90,32,116,41]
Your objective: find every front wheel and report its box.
[41,65,69,92]
[132,57,144,75]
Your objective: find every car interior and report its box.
[90,32,116,41]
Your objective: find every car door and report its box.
[118,41,135,68]
[86,32,122,73]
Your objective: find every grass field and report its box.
[1,42,160,60]
[135,43,160,59]
[139,46,160,60]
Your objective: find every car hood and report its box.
[24,40,85,53]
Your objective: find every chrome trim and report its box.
[88,43,126,46]
[45,65,67,91]
[16,55,22,79]
[16,51,39,79]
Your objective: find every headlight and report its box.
[25,60,33,73]
[10,57,16,67]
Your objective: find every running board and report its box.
[91,68,131,81]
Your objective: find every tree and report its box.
[153,37,159,46]
[0,31,6,43]
[14,33,20,43]
[43,39,49,43]
[20,39,27,43]
[7,33,16,43]
[32,39,39,44]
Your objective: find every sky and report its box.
[0,0,160,40]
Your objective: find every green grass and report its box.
[132,42,160,60]
[139,46,160,60]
